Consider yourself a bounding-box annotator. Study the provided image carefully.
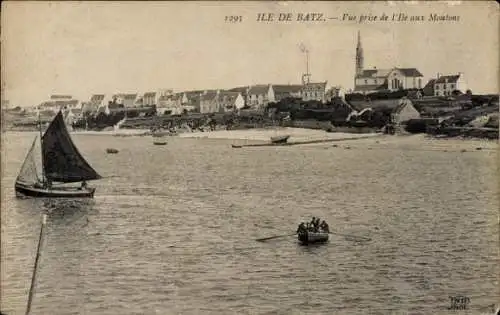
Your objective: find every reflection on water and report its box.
[1,133,498,315]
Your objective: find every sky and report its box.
[1,1,498,107]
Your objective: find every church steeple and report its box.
[355,31,364,77]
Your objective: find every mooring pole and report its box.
[25,214,47,315]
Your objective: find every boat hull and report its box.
[15,182,95,198]
[270,135,290,144]
[153,142,167,145]
[298,231,329,245]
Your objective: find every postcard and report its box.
[1,1,498,315]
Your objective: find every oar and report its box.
[256,233,296,242]
[329,232,371,242]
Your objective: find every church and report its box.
[353,32,424,94]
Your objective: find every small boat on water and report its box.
[270,135,290,144]
[106,148,119,154]
[296,218,330,245]
[153,141,167,146]
[232,144,243,148]
[298,230,329,245]
[15,111,102,198]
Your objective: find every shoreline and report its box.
[3,126,498,148]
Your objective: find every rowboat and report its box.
[15,111,101,198]
[153,141,167,146]
[297,230,329,245]
[106,148,119,154]
[270,135,290,144]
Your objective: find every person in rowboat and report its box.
[296,222,306,234]
[320,220,330,233]
[311,217,320,232]
[310,217,316,230]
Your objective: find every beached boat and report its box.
[14,111,101,198]
[270,135,290,144]
[297,230,329,245]
[106,148,119,154]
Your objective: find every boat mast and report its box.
[38,111,46,184]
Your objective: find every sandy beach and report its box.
[178,127,382,143]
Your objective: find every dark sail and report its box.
[42,111,101,183]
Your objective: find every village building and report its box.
[353,31,424,93]
[200,90,220,114]
[181,90,204,112]
[89,94,106,108]
[112,93,138,108]
[432,73,467,96]
[228,86,249,107]
[157,93,182,115]
[301,82,327,102]
[272,84,303,102]
[36,95,80,115]
[142,92,156,106]
[325,86,344,101]
[391,97,421,126]
[247,84,274,109]
[218,91,245,112]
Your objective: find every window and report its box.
[374,79,377,84]
[436,85,439,90]
[451,84,455,89]
[364,80,368,84]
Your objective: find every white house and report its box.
[354,68,424,93]
[433,73,467,96]
[247,84,275,109]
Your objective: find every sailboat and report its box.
[15,111,101,198]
